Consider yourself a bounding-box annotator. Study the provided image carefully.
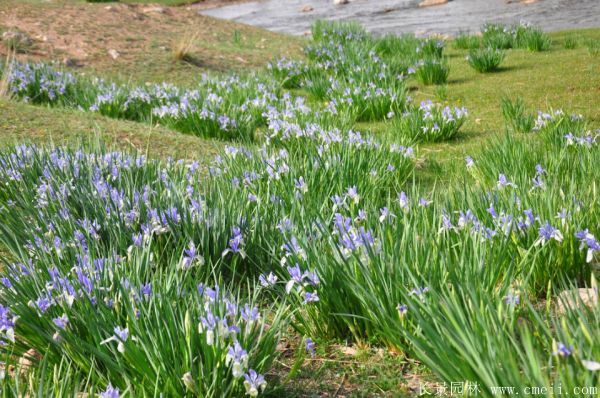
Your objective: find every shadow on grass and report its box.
[492,64,528,74]
[178,55,232,73]
[447,77,471,84]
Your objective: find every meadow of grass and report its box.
[0,7,599,397]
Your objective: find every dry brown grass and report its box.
[171,29,201,64]
[0,50,15,99]
[0,0,303,84]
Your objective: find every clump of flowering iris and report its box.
[4,62,77,105]
[533,109,586,146]
[564,131,598,148]
[327,77,409,122]
[393,100,468,142]
[267,58,308,88]
[0,143,288,396]
[3,62,280,142]
[0,304,16,345]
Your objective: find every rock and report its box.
[338,345,358,356]
[18,349,41,370]
[2,30,33,52]
[556,288,598,314]
[333,0,349,5]
[142,6,169,15]
[419,0,449,7]
[107,49,120,60]
[301,5,314,12]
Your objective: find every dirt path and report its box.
[200,0,600,36]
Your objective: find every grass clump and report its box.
[416,37,445,59]
[587,39,600,56]
[171,30,200,64]
[467,47,505,73]
[267,58,307,89]
[311,19,368,44]
[393,100,468,143]
[520,28,552,51]
[414,58,449,85]
[374,33,421,59]
[482,23,515,49]
[501,96,534,134]
[563,36,579,49]
[533,109,588,146]
[453,31,480,50]
[481,22,551,51]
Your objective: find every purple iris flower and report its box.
[303,291,320,304]
[553,342,573,357]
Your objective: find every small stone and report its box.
[338,345,358,356]
[419,0,449,7]
[107,49,120,60]
[142,6,169,14]
[301,5,314,12]
[333,0,349,5]
[18,349,41,370]
[556,288,598,314]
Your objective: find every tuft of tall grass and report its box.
[482,23,515,49]
[416,37,445,59]
[311,19,369,44]
[587,39,600,56]
[373,33,421,60]
[501,96,534,133]
[453,31,481,50]
[414,58,449,85]
[0,50,16,99]
[563,36,578,49]
[467,47,505,73]
[520,28,552,52]
[171,30,200,63]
